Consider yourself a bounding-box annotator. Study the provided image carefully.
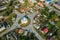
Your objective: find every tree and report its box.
[56,29,60,40]
[3,0,15,16]
[36,0,40,2]
[44,6,49,12]
[9,13,17,18]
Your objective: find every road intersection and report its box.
[0,4,60,40]
[0,10,44,40]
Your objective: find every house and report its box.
[55,0,60,5]
[17,28,23,34]
[50,21,55,25]
[0,16,3,19]
[12,17,15,22]
[4,16,9,21]
[53,3,60,9]
[34,16,39,20]
[0,0,10,11]
[19,7,25,13]
[0,22,6,32]
[0,17,8,28]
[34,24,40,29]
[41,27,48,35]
[3,21,8,27]
[33,20,36,24]
[24,31,28,36]
[46,36,55,40]
[38,1,44,7]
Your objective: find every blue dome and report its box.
[24,15,28,19]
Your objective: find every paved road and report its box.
[16,10,44,40]
[1,3,60,40]
[1,4,60,39]
[23,13,44,40]
[0,6,7,10]
[52,6,60,15]
[0,4,60,40]
[0,10,24,37]
[46,3,60,15]
[0,10,44,40]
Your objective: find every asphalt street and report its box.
[0,4,60,40]
[0,10,44,40]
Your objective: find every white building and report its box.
[0,16,3,19]
[34,24,40,29]
[0,26,6,32]
[21,17,28,24]
[24,31,28,36]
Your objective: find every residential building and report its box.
[24,31,28,36]
[34,24,40,29]
[38,1,44,7]
[0,22,6,32]
[41,27,48,35]
[0,0,10,11]
[17,28,24,34]
[53,3,60,9]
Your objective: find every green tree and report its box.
[56,29,60,40]
[36,0,40,2]
[3,0,15,16]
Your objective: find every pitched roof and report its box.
[41,27,48,34]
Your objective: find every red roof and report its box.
[41,27,48,34]
[17,29,23,34]
[38,1,44,7]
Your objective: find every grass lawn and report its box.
[55,21,60,28]
[1,36,7,40]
